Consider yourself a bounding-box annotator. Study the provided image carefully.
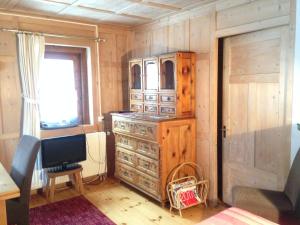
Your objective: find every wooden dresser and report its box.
[112,113,195,204]
[113,51,196,205]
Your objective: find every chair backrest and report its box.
[284,149,300,216]
[10,135,40,204]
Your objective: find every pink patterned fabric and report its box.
[29,196,115,225]
[196,207,279,225]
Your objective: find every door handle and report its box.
[221,126,228,138]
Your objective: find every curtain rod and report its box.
[0,28,106,42]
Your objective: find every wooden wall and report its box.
[98,24,132,115]
[130,0,295,202]
[0,12,132,171]
[0,31,21,170]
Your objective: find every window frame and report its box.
[40,37,100,139]
[40,45,90,130]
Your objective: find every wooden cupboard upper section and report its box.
[129,52,195,117]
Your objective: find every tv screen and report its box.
[41,134,86,168]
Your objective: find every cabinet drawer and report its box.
[116,147,136,167]
[160,94,176,103]
[144,94,158,102]
[159,106,176,115]
[116,163,136,183]
[113,120,134,133]
[136,171,160,198]
[131,93,143,101]
[113,118,157,141]
[136,154,159,178]
[144,104,158,114]
[115,134,136,151]
[134,123,157,140]
[130,103,143,112]
[136,141,159,160]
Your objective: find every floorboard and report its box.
[30,178,225,225]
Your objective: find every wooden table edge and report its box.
[0,191,20,201]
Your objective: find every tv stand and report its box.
[45,165,84,202]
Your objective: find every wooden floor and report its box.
[30,178,225,225]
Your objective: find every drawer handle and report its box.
[143,163,150,169]
[140,128,146,134]
[147,127,153,134]
[144,181,150,187]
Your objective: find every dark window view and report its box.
[160,60,174,89]
[131,64,141,89]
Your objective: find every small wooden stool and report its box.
[45,166,84,202]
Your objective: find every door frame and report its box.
[210,24,294,204]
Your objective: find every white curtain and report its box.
[17,33,45,188]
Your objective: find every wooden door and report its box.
[222,26,290,204]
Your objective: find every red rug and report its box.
[30,196,116,225]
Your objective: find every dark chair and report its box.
[232,149,300,224]
[6,135,40,225]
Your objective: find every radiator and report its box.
[80,132,107,177]
[56,132,107,184]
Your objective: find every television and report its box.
[41,134,86,169]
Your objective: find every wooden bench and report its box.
[45,166,84,202]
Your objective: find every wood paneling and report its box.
[99,27,132,113]
[0,0,215,26]
[131,0,295,203]
[0,13,97,37]
[151,26,168,55]
[0,32,21,170]
[168,21,190,52]
[217,0,290,30]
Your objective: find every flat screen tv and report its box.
[41,134,86,168]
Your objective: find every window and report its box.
[40,45,90,129]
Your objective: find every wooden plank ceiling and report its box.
[0,0,216,26]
